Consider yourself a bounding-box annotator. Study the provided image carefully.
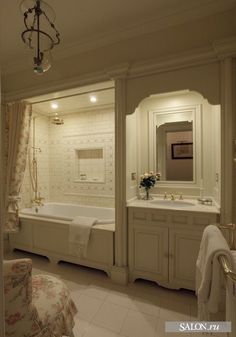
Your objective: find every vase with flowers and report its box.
[139,171,161,200]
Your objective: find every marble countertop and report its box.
[127,197,220,214]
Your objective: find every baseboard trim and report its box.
[110,265,129,285]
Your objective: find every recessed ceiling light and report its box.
[51,102,58,109]
[90,96,97,103]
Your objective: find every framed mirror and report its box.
[149,105,202,186]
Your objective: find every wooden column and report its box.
[220,57,233,225]
[107,65,129,284]
[0,77,5,337]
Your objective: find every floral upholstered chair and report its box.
[4,258,77,337]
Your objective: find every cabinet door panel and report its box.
[169,227,203,290]
[132,226,168,281]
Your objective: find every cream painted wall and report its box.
[133,91,221,201]
[126,109,138,201]
[21,108,115,208]
[0,73,5,337]
[211,105,221,206]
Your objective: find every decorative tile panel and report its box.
[21,108,115,208]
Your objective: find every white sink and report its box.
[150,199,195,207]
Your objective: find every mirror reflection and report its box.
[154,108,194,182]
[156,121,193,181]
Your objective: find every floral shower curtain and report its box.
[4,101,32,232]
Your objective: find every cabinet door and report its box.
[169,227,203,290]
[129,225,168,283]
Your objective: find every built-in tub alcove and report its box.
[9,80,117,276]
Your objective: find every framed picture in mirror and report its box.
[171,142,193,159]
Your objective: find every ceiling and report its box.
[30,80,115,115]
[1,0,236,70]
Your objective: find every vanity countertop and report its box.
[127,198,220,214]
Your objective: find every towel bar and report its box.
[218,255,236,282]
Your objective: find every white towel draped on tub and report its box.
[69,216,98,258]
[196,224,233,320]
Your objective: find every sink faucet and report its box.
[164,192,176,200]
[163,192,184,200]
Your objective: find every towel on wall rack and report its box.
[196,224,233,320]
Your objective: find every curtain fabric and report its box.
[5,102,32,233]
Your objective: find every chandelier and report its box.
[20,0,60,74]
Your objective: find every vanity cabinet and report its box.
[168,227,203,290]
[128,206,219,290]
[131,224,169,283]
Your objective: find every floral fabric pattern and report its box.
[4,259,77,337]
[32,275,77,337]
[5,101,32,232]
[4,259,41,337]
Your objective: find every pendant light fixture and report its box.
[20,0,60,74]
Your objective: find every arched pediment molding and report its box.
[126,62,221,115]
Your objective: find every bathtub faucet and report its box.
[32,195,44,207]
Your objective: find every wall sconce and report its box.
[20,0,60,74]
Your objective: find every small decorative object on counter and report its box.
[139,171,161,200]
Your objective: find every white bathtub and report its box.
[20,202,115,224]
[10,203,115,276]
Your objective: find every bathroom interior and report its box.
[2,1,236,336]
[5,80,234,336]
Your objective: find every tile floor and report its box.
[5,250,228,337]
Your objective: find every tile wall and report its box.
[21,107,115,208]
[21,115,50,208]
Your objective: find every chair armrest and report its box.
[4,258,33,301]
[4,259,42,337]
[3,258,32,276]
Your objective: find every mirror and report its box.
[156,121,193,181]
[149,105,199,183]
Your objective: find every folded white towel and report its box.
[69,216,98,258]
[196,224,233,320]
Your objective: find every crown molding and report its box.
[213,36,236,59]
[2,69,110,103]
[2,0,236,76]
[3,34,236,103]
[105,63,130,80]
[29,0,236,64]
[128,46,218,79]
[128,35,236,79]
